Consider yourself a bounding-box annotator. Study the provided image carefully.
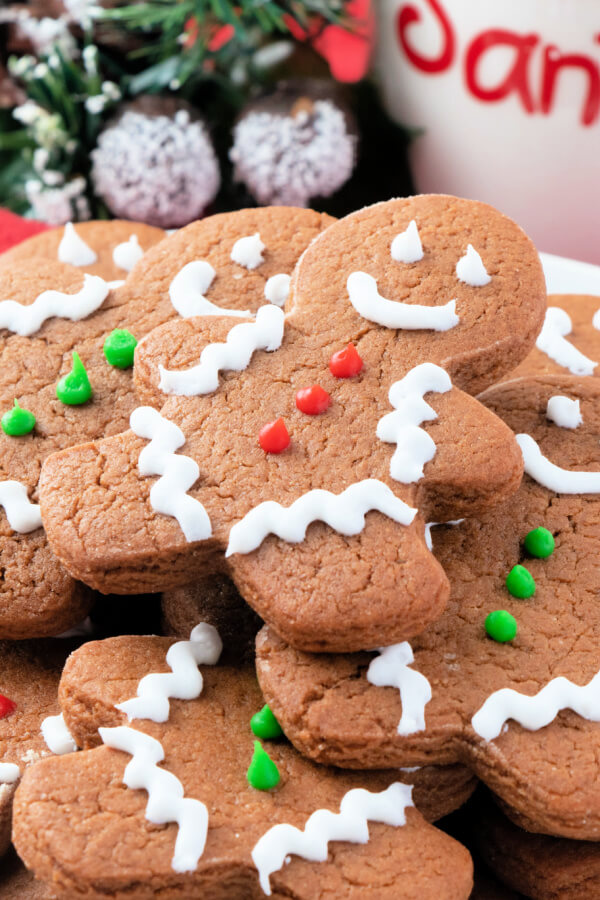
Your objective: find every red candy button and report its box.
[0,694,16,719]
[329,343,363,378]
[259,418,290,453]
[295,385,331,415]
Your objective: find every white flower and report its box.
[85,95,107,115]
[101,81,121,101]
[8,55,36,78]
[33,148,50,172]
[13,100,43,126]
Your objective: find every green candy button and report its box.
[506,564,535,599]
[524,526,555,559]
[56,351,92,405]
[485,610,517,643]
[247,741,280,791]
[1,400,35,436]
[103,329,137,369]
[251,704,283,740]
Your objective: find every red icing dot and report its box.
[295,385,331,415]
[0,695,16,719]
[259,418,290,453]
[329,343,363,378]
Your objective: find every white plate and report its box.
[541,253,600,297]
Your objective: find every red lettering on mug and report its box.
[541,45,600,126]
[396,0,455,73]
[465,30,539,114]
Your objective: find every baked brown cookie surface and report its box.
[0,209,330,639]
[13,633,474,899]
[512,294,600,380]
[38,195,543,652]
[256,375,600,839]
[474,795,599,900]
[0,849,51,900]
[0,638,78,858]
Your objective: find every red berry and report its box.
[329,343,363,378]
[295,385,331,415]
[0,694,16,719]
[259,418,290,453]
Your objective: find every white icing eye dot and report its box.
[112,234,143,272]
[264,273,291,307]
[593,308,600,331]
[231,233,265,270]
[546,395,583,429]
[391,220,423,264]
[455,244,491,287]
[58,222,98,267]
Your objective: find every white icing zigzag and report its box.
[99,726,209,873]
[347,272,458,331]
[226,479,418,557]
[376,363,452,483]
[158,305,284,396]
[536,307,597,375]
[169,261,250,319]
[58,222,97,267]
[130,407,212,542]
[116,623,222,723]
[0,273,108,337]
[516,433,600,493]
[0,481,42,533]
[252,782,414,896]
[472,669,600,741]
[367,643,432,736]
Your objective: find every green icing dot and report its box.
[247,741,280,791]
[506,564,535,599]
[56,352,92,405]
[251,704,283,740]
[103,329,137,369]
[524,526,555,559]
[1,399,35,436]
[485,610,517,643]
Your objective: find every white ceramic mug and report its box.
[376,0,600,263]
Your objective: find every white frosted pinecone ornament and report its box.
[91,97,221,227]
[230,88,357,207]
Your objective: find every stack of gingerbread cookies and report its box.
[0,195,599,898]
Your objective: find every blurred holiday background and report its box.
[0,0,598,261]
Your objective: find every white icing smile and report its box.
[516,433,600,493]
[536,307,597,375]
[169,261,250,319]
[347,272,459,331]
[0,481,42,533]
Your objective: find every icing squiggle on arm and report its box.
[226,479,417,556]
[58,222,97,267]
[130,407,212,542]
[0,274,108,336]
[535,307,597,375]
[99,726,209,873]
[347,272,458,331]
[472,669,600,741]
[252,782,414,895]
[376,363,452,483]
[158,305,284,396]
[367,643,431,735]
[116,623,222,722]
[516,434,600,493]
[169,261,250,319]
[0,482,42,533]
[546,396,582,429]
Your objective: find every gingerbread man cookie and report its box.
[13,629,473,899]
[39,195,543,652]
[512,293,600,380]
[256,374,600,839]
[0,637,79,858]
[0,208,332,639]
